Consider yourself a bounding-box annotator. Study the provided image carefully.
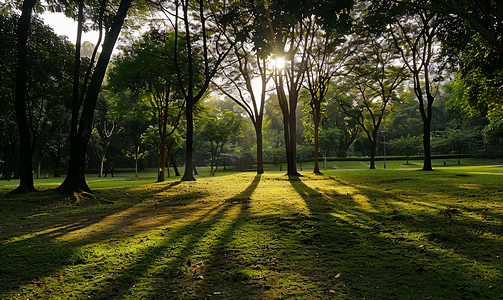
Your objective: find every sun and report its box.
[275,57,286,70]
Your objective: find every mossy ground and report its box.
[0,161,502,299]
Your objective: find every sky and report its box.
[40,11,100,45]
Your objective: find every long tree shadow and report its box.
[79,174,264,299]
[288,174,502,299]
[0,183,207,298]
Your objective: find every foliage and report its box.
[389,134,422,161]
[198,108,244,176]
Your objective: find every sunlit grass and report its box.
[0,160,502,299]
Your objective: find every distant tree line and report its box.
[0,0,501,193]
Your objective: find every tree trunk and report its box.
[369,144,376,169]
[255,123,264,174]
[58,0,132,194]
[182,101,196,181]
[134,144,138,177]
[313,106,321,174]
[286,112,300,175]
[422,112,433,171]
[167,148,171,178]
[11,0,37,194]
[158,134,166,182]
[171,155,180,176]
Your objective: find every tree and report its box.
[302,24,354,173]
[58,0,133,193]
[1,10,74,193]
[161,0,235,181]
[215,1,272,174]
[388,4,447,171]
[389,135,422,164]
[394,0,503,55]
[252,0,353,176]
[90,93,122,177]
[108,29,188,182]
[198,109,243,176]
[337,31,407,169]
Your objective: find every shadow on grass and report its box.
[81,174,264,299]
[288,173,502,299]
[0,183,207,298]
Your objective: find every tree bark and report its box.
[313,103,321,174]
[158,134,166,182]
[171,155,181,176]
[182,101,196,181]
[421,95,434,171]
[11,0,37,194]
[254,123,264,174]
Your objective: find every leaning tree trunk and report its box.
[58,0,133,194]
[171,155,181,176]
[11,0,37,194]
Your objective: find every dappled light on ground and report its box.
[1,168,502,299]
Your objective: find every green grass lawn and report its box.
[0,160,502,299]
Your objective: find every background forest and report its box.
[1,0,502,192]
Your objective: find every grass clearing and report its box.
[0,161,502,299]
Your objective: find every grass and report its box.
[0,159,502,299]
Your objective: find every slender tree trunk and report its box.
[369,142,376,169]
[167,148,171,178]
[158,134,166,182]
[255,123,264,174]
[171,155,180,176]
[313,106,321,174]
[287,112,299,175]
[369,131,378,170]
[134,145,138,177]
[182,101,196,181]
[11,0,37,194]
[58,0,132,194]
[422,104,433,171]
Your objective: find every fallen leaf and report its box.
[334,273,341,279]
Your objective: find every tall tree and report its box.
[161,0,234,181]
[58,0,133,193]
[302,23,353,173]
[252,0,353,176]
[215,1,271,174]
[337,31,407,169]
[108,29,187,182]
[389,5,447,170]
[11,0,38,193]
[2,9,74,193]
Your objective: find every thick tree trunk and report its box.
[58,0,132,194]
[182,101,196,181]
[11,0,37,194]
